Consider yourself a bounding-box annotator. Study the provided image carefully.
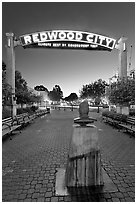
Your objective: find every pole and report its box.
[97,106,99,113]
[108,78,112,111]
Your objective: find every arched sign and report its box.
[19,30,116,51]
[6,31,127,117]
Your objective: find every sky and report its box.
[2,2,135,97]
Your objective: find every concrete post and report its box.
[65,100,103,187]
[6,33,16,117]
[115,37,127,79]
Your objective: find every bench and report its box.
[112,114,127,129]
[2,108,50,139]
[119,117,135,135]
[35,109,45,117]
[35,108,50,117]
[102,111,135,135]
[102,112,115,125]
[15,113,35,127]
[2,117,21,140]
[2,112,36,139]
[35,110,41,117]
[26,113,36,124]
[104,116,114,125]
[102,112,127,126]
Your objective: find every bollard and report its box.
[71,106,73,111]
[65,100,103,187]
[46,108,50,113]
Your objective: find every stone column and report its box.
[115,37,127,79]
[6,33,16,117]
[115,37,129,115]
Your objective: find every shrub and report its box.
[30,106,38,112]
[17,106,38,115]
[129,109,135,116]
[2,107,11,119]
[102,111,128,122]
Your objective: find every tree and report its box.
[25,90,42,105]
[48,85,63,101]
[29,93,42,104]
[2,64,30,106]
[80,79,108,101]
[15,71,41,105]
[64,93,78,102]
[2,61,12,106]
[2,61,7,83]
[79,84,89,99]
[2,83,12,106]
[95,97,101,106]
[34,85,49,92]
[15,70,28,91]
[2,62,42,107]
[109,77,135,106]
[53,85,63,98]
[92,79,107,97]
[2,61,6,72]
[15,70,30,104]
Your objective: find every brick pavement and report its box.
[2,109,135,202]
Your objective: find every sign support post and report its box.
[115,36,127,79]
[6,33,17,117]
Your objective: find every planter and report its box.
[121,106,129,115]
[109,105,116,112]
[116,105,129,115]
[116,106,121,114]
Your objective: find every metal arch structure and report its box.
[5,30,127,117]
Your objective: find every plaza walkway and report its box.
[2,109,135,202]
